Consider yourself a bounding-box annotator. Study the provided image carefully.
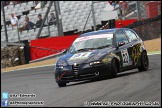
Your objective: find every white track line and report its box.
[147,52,161,55]
[1,64,55,73]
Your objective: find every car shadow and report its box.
[66,68,154,87]
[66,77,106,87]
[66,80,93,87]
[117,70,140,77]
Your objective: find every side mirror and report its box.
[62,49,67,53]
[118,41,125,47]
[116,42,125,49]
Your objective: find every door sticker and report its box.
[132,43,142,65]
[121,49,129,67]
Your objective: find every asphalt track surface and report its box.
[1,54,161,107]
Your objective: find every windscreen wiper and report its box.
[97,45,111,49]
[75,48,97,52]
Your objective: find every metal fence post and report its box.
[56,1,64,36]
[46,15,51,36]
[136,1,141,21]
[54,1,60,36]
[54,1,64,36]
[23,40,31,64]
[36,1,53,39]
[81,10,92,34]
[91,1,96,31]
[2,1,8,42]
[16,20,21,42]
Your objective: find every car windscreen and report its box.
[68,33,113,53]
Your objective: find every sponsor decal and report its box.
[102,57,112,63]
[132,43,142,65]
[121,49,129,67]
[74,34,113,42]
[109,52,116,57]
[68,52,92,60]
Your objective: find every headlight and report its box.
[57,61,67,66]
[89,60,102,66]
[57,61,68,70]
[58,65,64,69]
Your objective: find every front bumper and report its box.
[54,63,111,83]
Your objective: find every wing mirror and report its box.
[116,41,125,49]
[118,41,125,47]
[62,49,67,53]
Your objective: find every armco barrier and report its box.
[29,50,65,63]
[115,19,138,28]
[30,34,80,60]
[115,18,146,28]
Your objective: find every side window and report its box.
[124,30,138,42]
[115,30,129,44]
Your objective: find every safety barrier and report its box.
[115,19,139,28]
[29,34,80,60]
[123,15,161,41]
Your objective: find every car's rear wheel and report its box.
[58,81,67,87]
[138,52,149,71]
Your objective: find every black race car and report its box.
[54,28,149,87]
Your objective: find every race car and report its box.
[54,28,149,87]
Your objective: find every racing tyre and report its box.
[138,52,149,71]
[106,59,117,79]
[111,59,118,78]
[58,82,67,87]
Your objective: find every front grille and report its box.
[72,64,80,75]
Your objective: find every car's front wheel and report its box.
[138,52,149,71]
[111,59,118,78]
[58,81,67,87]
[106,59,117,79]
